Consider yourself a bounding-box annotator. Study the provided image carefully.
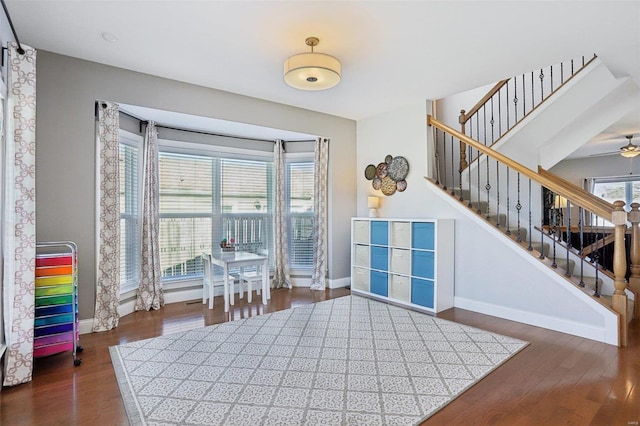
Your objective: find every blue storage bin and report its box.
[412,250,434,279]
[370,271,388,297]
[411,278,434,308]
[412,222,434,250]
[371,221,389,245]
[370,246,388,271]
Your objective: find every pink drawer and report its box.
[34,341,74,358]
[34,331,75,348]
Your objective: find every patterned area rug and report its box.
[110,295,527,425]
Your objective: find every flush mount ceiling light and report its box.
[283,37,341,91]
[620,135,640,158]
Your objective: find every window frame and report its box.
[285,153,315,272]
[157,139,275,282]
[119,130,143,294]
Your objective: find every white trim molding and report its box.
[454,296,619,346]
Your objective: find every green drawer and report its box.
[35,284,73,297]
[35,294,73,307]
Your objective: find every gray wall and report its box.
[36,51,357,319]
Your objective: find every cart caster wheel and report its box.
[77,346,84,353]
[74,359,82,367]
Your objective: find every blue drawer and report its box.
[371,246,388,271]
[411,278,434,308]
[36,304,74,317]
[370,271,388,297]
[412,250,434,279]
[412,222,434,250]
[371,221,389,245]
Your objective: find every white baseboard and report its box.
[79,319,94,335]
[328,277,350,289]
[454,296,618,346]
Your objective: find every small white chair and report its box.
[237,249,270,304]
[202,253,235,309]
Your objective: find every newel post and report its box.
[458,110,468,172]
[611,200,628,346]
[628,202,640,318]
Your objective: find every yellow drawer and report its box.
[36,275,73,287]
[36,284,73,297]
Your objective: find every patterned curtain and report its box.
[310,138,329,291]
[272,140,291,289]
[92,101,121,332]
[135,122,164,310]
[2,43,37,386]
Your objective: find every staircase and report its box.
[427,56,639,346]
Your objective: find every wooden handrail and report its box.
[460,79,510,124]
[428,115,614,220]
[537,167,614,216]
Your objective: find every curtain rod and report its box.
[1,0,25,55]
[118,109,315,144]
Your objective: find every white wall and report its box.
[356,101,431,218]
[36,51,356,319]
[550,154,640,186]
[355,100,618,344]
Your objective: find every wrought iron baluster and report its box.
[490,96,495,144]
[434,129,441,185]
[550,65,554,93]
[485,147,491,218]
[450,135,455,195]
[516,173,522,242]
[506,81,510,128]
[496,160,500,226]
[528,178,533,250]
[498,88,502,138]
[513,77,518,123]
[539,188,545,259]
[458,139,463,201]
[506,167,511,235]
[571,59,574,75]
[483,105,487,146]
[468,144,473,208]
[565,200,571,277]
[531,71,535,111]
[582,55,585,66]
[522,74,526,117]
[560,62,564,85]
[539,68,545,101]
[441,129,447,190]
[578,207,585,287]
[594,215,601,297]
[551,191,558,267]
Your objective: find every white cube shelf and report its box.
[350,217,454,313]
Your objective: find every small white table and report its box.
[209,250,269,312]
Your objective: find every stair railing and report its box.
[457,54,597,173]
[429,115,631,346]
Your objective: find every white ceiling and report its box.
[5,1,640,155]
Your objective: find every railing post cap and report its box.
[631,202,640,210]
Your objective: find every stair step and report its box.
[531,241,550,257]
[579,276,604,293]
[487,214,507,227]
[552,257,575,276]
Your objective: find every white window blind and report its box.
[287,161,314,269]
[119,142,140,291]
[158,152,214,278]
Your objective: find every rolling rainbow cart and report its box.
[35,241,83,366]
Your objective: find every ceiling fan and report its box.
[619,135,640,158]
[587,134,640,158]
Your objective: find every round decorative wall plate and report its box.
[376,162,388,179]
[387,156,409,181]
[381,176,397,196]
[364,164,377,180]
[364,154,409,195]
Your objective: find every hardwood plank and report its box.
[2,289,639,426]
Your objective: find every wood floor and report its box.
[1,287,638,426]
